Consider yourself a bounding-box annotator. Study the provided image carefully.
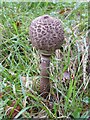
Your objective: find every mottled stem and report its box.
[40,54,51,98]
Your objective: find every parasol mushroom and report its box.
[29,15,64,98]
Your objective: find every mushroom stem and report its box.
[40,54,51,98]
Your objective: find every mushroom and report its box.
[29,15,64,98]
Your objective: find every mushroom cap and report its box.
[29,15,64,55]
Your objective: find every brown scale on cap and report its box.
[29,15,64,55]
[29,15,64,98]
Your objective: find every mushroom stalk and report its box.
[40,54,51,98]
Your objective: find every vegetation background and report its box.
[0,1,89,119]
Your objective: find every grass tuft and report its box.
[0,2,89,119]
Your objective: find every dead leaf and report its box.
[63,71,70,82]
[6,100,21,118]
[0,93,3,98]
[59,9,66,14]
[59,8,71,14]
[16,21,22,27]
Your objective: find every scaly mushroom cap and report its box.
[29,15,64,55]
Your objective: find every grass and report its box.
[0,2,89,119]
